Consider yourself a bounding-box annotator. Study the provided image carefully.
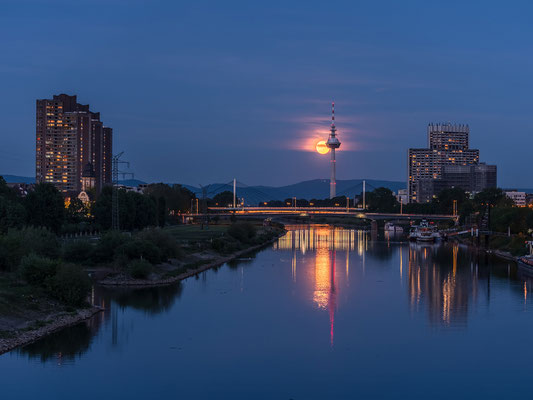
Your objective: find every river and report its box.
[1,225,533,399]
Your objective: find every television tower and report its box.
[326,102,341,199]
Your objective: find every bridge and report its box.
[206,206,457,221]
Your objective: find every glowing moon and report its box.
[316,140,329,155]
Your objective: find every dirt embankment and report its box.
[0,306,102,356]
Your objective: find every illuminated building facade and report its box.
[36,94,113,193]
[407,123,496,203]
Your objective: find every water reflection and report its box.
[13,225,533,365]
[407,242,476,327]
[18,284,184,364]
[275,226,363,347]
[19,322,95,365]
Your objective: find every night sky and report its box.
[1,0,532,187]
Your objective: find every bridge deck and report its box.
[206,207,455,220]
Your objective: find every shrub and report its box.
[62,240,94,264]
[509,234,528,257]
[137,228,182,261]
[128,259,152,279]
[19,254,59,286]
[227,222,257,243]
[211,237,241,254]
[0,227,60,271]
[48,264,91,306]
[92,231,131,263]
[115,239,162,264]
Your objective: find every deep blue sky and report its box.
[1,0,532,187]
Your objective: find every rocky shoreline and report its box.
[0,306,103,356]
[99,232,286,286]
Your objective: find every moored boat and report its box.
[409,220,440,242]
[384,222,403,233]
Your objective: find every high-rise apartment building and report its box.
[407,123,496,203]
[36,94,113,193]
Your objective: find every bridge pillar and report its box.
[371,220,378,240]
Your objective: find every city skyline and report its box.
[1,1,532,188]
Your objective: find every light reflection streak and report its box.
[278,226,369,347]
[407,242,476,327]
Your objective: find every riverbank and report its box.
[0,306,102,356]
[98,228,286,286]
[448,233,524,264]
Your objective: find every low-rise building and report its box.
[396,189,408,205]
[505,191,526,207]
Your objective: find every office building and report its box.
[36,94,113,193]
[407,123,496,203]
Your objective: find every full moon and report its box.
[316,140,329,155]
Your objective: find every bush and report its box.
[48,264,91,306]
[137,228,182,261]
[92,231,131,263]
[115,239,162,264]
[19,254,59,286]
[0,227,60,271]
[62,240,94,264]
[227,222,257,243]
[128,259,153,279]
[509,234,528,257]
[490,236,510,250]
[211,237,241,254]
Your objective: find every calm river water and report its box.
[2,225,533,399]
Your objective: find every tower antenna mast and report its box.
[111,152,134,230]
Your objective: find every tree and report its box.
[0,176,16,200]
[0,196,26,234]
[66,198,88,224]
[24,183,65,233]
[92,186,113,230]
[436,187,469,215]
[143,183,195,214]
[92,187,157,231]
[156,196,166,227]
[473,188,513,209]
[365,187,399,213]
[213,191,234,207]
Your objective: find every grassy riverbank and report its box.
[0,270,102,355]
[449,231,529,263]
[0,220,285,353]
[99,221,286,285]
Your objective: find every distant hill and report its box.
[13,174,532,201]
[1,175,35,184]
[119,178,147,187]
[0,175,146,187]
[181,178,407,204]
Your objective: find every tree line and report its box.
[258,185,533,235]
[0,177,197,233]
